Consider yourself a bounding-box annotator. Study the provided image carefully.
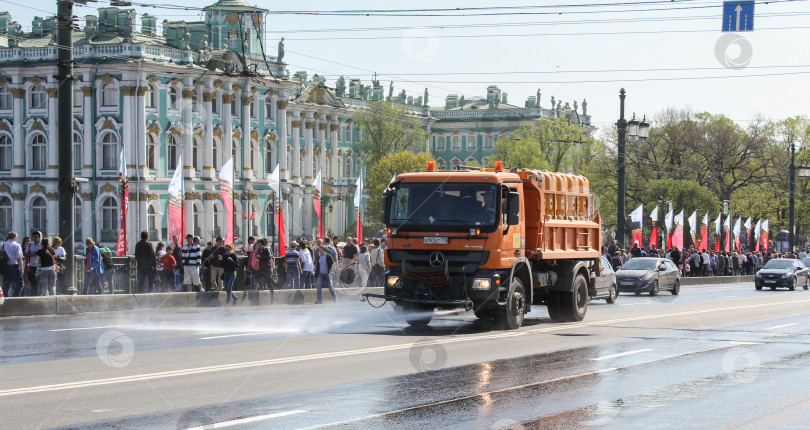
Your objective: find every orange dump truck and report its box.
[363,161,602,329]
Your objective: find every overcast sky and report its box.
[6,0,810,131]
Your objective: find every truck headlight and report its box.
[472,278,491,290]
[387,276,400,287]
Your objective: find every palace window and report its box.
[0,196,11,230]
[31,134,47,171]
[147,204,159,241]
[32,197,47,231]
[73,133,82,171]
[265,98,274,121]
[0,134,11,171]
[145,85,156,108]
[484,135,494,151]
[168,135,179,171]
[73,86,83,109]
[100,132,118,170]
[211,93,219,115]
[74,196,83,239]
[30,85,46,110]
[101,83,118,107]
[168,87,179,110]
[101,197,118,240]
[451,135,461,152]
[0,87,11,110]
[467,135,477,151]
[146,134,157,170]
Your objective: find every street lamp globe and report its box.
[638,115,651,139]
[627,113,640,137]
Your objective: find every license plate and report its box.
[765,280,776,283]
[620,282,634,286]
[423,236,448,245]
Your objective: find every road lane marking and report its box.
[3,297,808,398]
[199,332,276,340]
[296,343,743,430]
[590,348,652,361]
[181,410,306,429]
[766,323,797,330]
[49,325,138,332]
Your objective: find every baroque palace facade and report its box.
[0,0,592,249]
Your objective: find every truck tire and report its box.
[556,274,589,322]
[403,303,433,328]
[547,292,564,322]
[495,277,526,330]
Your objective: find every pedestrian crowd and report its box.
[1,229,387,306]
[603,240,803,277]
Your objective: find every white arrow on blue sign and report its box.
[722,1,755,32]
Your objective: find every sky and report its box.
[4,0,810,132]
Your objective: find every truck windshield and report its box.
[387,182,499,232]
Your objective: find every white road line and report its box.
[48,325,137,332]
[590,348,652,361]
[3,297,808,398]
[296,343,743,430]
[181,410,306,429]
[766,323,797,330]
[199,332,275,340]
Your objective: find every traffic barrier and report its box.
[0,287,383,317]
[679,275,753,286]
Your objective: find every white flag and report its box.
[354,174,363,208]
[649,205,658,221]
[754,219,762,239]
[267,163,280,195]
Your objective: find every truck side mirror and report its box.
[382,188,391,223]
[507,192,520,225]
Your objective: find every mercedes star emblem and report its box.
[429,251,445,268]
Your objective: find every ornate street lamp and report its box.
[616,89,649,248]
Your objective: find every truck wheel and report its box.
[495,277,525,330]
[403,303,433,328]
[547,292,564,322]
[558,274,589,322]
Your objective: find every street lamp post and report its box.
[616,88,649,249]
[790,140,796,251]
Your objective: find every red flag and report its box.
[356,208,363,244]
[277,207,286,257]
[116,149,128,256]
[313,169,323,240]
[762,219,769,253]
[219,158,235,244]
[699,212,709,252]
[672,210,684,250]
[649,221,658,249]
[168,151,185,245]
[723,215,731,253]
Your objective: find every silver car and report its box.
[616,257,681,296]
[591,256,618,304]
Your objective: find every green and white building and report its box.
[0,0,595,249]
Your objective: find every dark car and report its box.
[591,256,618,303]
[616,257,680,296]
[755,258,810,291]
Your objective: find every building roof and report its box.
[203,0,266,13]
[293,82,346,108]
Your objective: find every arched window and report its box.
[192,91,200,113]
[101,132,118,170]
[211,93,219,115]
[168,87,179,110]
[167,134,179,171]
[147,204,159,240]
[31,134,47,171]
[213,136,221,170]
[0,196,11,230]
[231,98,238,117]
[436,135,446,152]
[451,158,461,170]
[31,196,47,231]
[249,99,256,118]
[101,197,118,240]
[146,134,157,170]
[145,84,156,108]
[345,157,352,177]
[265,141,274,174]
[0,134,11,171]
[73,132,82,171]
[484,135,494,151]
[465,156,478,165]
[192,202,202,237]
[467,135,477,151]
[451,135,461,152]
[74,195,83,237]
[73,86,83,109]
[250,139,259,172]
[0,86,11,110]
[192,136,201,171]
[101,83,118,107]
[30,84,46,109]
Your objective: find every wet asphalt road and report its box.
[3,281,810,429]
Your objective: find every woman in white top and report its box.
[358,244,371,288]
[300,243,314,289]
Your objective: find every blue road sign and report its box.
[722,1,755,32]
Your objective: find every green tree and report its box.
[353,101,429,166]
[491,117,592,171]
[365,150,434,223]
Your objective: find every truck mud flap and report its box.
[362,293,473,310]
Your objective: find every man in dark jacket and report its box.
[134,230,156,293]
[630,242,642,258]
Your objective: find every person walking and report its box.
[181,234,203,292]
[300,242,314,289]
[368,239,385,287]
[281,241,301,290]
[2,232,25,297]
[135,230,157,293]
[160,246,177,292]
[35,238,57,296]
[84,238,104,295]
[51,237,67,294]
[222,243,239,306]
[315,244,337,304]
[207,237,226,292]
[255,239,275,302]
[23,231,43,297]
[358,244,371,287]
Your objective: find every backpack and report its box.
[248,249,259,270]
[0,243,8,266]
[99,247,114,270]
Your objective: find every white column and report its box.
[330,122,339,180]
[46,88,58,173]
[242,91,251,179]
[203,90,214,179]
[222,92,233,164]
[277,100,288,181]
[182,86,194,179]
[291,115,301,184]
[318,121,327,178]
[121,85,133,174]
[11,86,23,176]
[82,85,93,176]
[303,115,315,235]
[136,85,147,178]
